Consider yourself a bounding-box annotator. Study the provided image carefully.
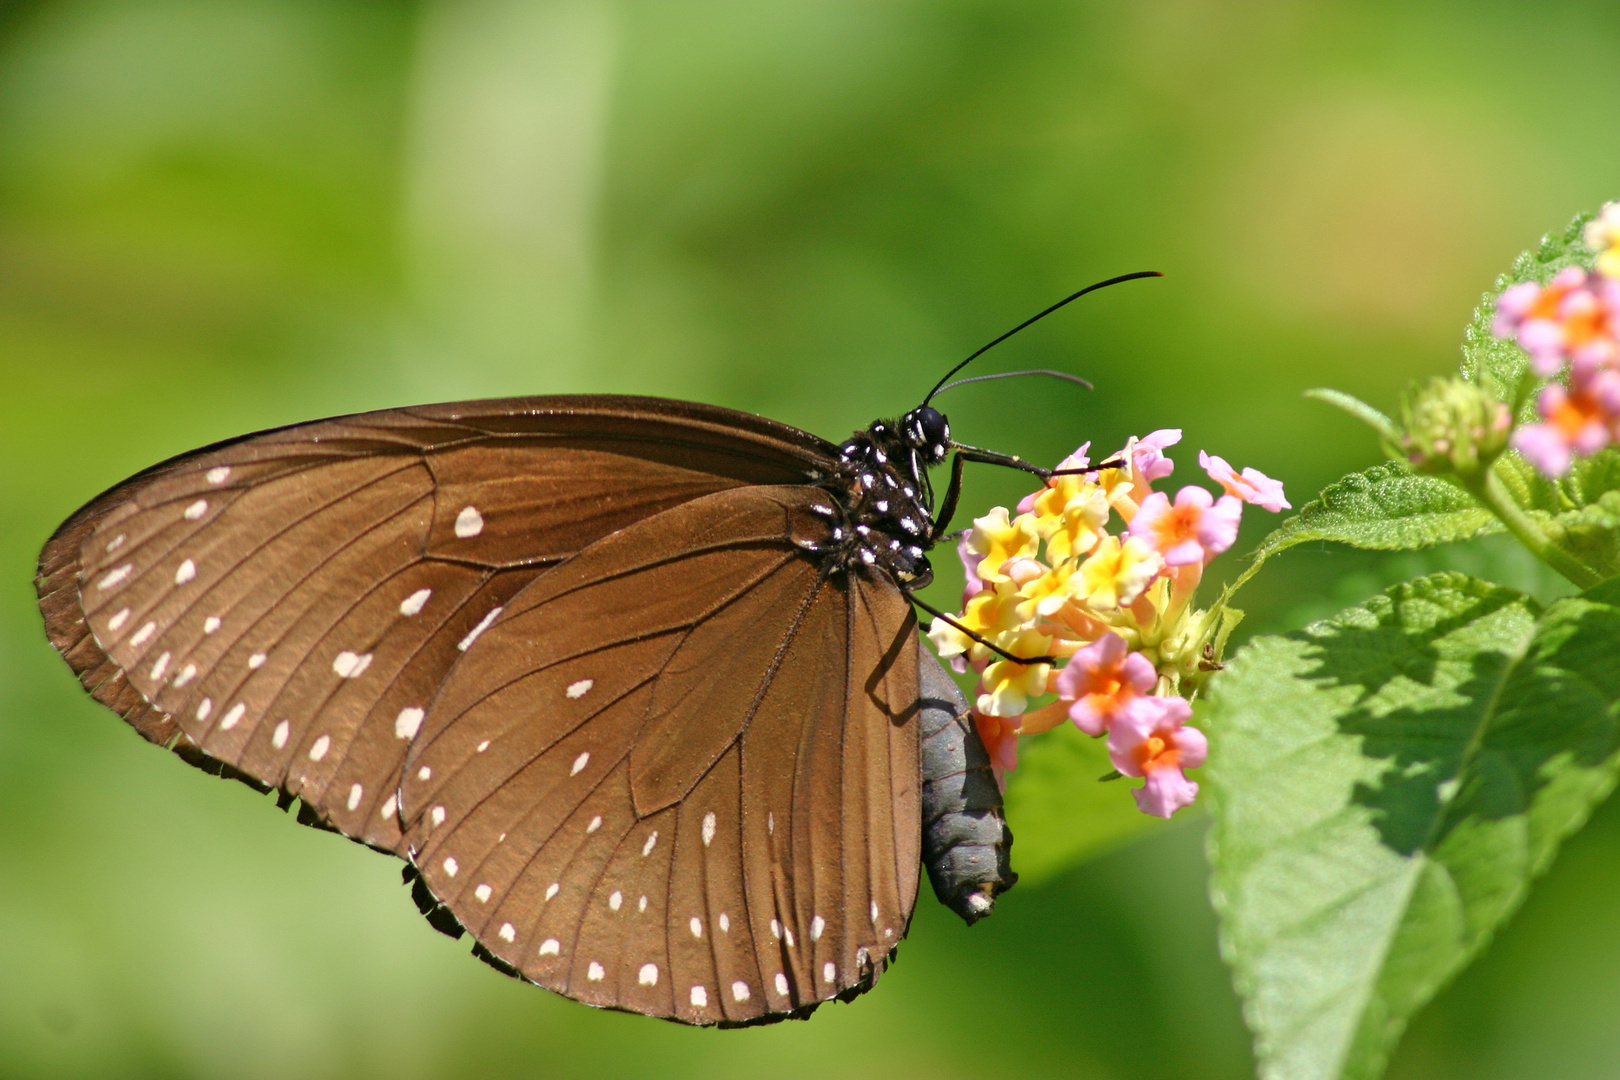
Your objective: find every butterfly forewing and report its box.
[37,397,832,846]
[401,486,921,1023]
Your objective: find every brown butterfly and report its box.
[34,275,1154,1026]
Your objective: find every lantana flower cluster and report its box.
[1494,201,1620,476]
[927,432,1288,818]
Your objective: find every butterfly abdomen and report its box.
[917,649,1016,924]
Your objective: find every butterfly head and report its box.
[900,406,951,465]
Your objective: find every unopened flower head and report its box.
[1399,376,1513,478]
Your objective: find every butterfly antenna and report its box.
[932,368,1093,397]
[921,271,1162,406]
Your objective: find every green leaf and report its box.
[1205,572,1620,1080]
[1461,211,1594,413]
[1304,388,1403,445]
[1252,463,1502,563]
[1553,490,1620,581]
[1003,725,1167,882]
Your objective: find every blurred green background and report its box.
[3,2,1619,1078]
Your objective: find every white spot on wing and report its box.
[175,663,197,687]
[586,816,602,833]
[871,901,879,925]
[638,895,647,913]
[309,734,330,761]
[454,505,484,538]
[272,720,289,748]
[476,739,489,752]
[609,891,622,911]
[430,806,446,827]
[768,811,774,834]
[97,564,132,590]
[347,783,362,811]
[417,766,430,781]
[475,884,492,903]
[498,923,515,943]
[399,588,431,616]
[770,919,781,940]
[130,621,156,648]
[184,499,208,520]
[642,831,658,856]
[443,856,458,877]
[150,652,170,682]
[690,986,707,1007]
[380,793,396,819]
[395,707,424,739]
[719,912,729,932]
[203,616,220,634]
[570,751,590,775]
[219,703,245,731]
[458,607,502,651]
[108,608,129,632]
[106,534,125,553]
[774,973,788,996]
[195,698,212,721]
[247,653,266,669]
[206,466,230,485]
[332,651,372,679]
[587,961,605,982]
[174,559,196,585]
[566,678,593,699]
[810,915,825,941]
[539,938,560,956]
[785,927,795,947]
[689,917,702,939]
[823,962,835,984]
[731,981,750,1002]
[545,882,559,901]
[639,963,658,987]
[702,812,716,846]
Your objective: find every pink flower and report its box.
[1055,632,1157,735]
[1198,451,1291,512]
[1131,429,1181,483]
[1107,696,1206,818]
[1493,267,1620,377]
[1513,372,1620,476]
[1128,486,1243,566]
[974,710,1020,791]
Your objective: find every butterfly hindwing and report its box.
[401,486,923,1024]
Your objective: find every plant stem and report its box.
[1462,467,1604,589]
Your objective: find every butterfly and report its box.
[35,275,1154,1026]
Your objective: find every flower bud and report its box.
[1399,377,1512,478]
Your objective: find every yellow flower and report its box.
[1015,557,1083,620]
[1078,535,1164,611]
[1585,201,1620,279]
[966,507,1040,583]
[927,581,1022,666]
[976,627,1053,716]
[1045,487,1110,563]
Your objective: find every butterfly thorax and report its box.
[814,408,951,587]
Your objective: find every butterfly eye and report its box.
[903,407,949,451]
